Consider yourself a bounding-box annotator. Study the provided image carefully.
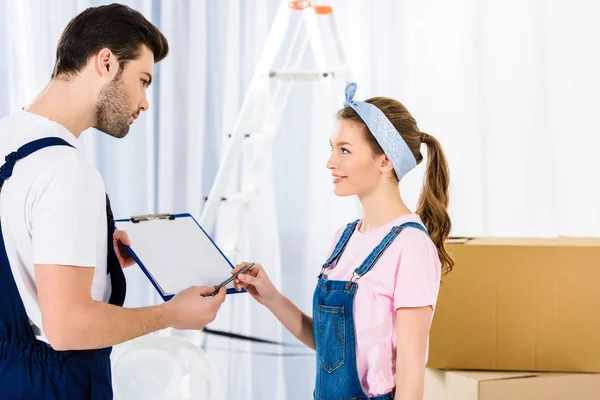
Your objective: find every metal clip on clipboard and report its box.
[130,213,176,223]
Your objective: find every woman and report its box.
[231,82,453,400]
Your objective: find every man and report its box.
[0,4,226,399]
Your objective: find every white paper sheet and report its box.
[115,215,235,296]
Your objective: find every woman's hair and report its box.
[338,98,454,275]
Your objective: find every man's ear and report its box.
[94,48,119,79]
[379,155,394,173]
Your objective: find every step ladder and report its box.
[199,0,353,256]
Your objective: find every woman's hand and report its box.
[233,262,315,349]
[231,262,279,305]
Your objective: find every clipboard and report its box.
[115,213,245,301]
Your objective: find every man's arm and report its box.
[36,264,225,351]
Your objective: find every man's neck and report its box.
[25,79,96,138]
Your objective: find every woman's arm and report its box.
[394,306,433,400]
[263,292,315,349]
[233,263,315,349]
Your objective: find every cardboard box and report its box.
[428,237,600,372]
[424,369,600,400]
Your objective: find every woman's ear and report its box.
[379,155,395,174]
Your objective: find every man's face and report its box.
[95,45,154,138]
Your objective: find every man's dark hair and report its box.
[51,3,169,79]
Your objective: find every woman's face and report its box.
[326,119,391,198]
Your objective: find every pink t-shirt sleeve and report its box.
[393,229,441,310]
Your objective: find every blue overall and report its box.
[312,220,429,400]
[0,138,126,399]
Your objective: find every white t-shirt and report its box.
[0,109,111,343]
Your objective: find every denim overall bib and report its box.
[0,137,126,399]
[312,219,429,400]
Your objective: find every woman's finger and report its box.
[231,262,251,275]
[237,273,259,285]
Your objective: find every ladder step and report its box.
[227,132,277,140]
[203,192,256,203]
[268,70,335,79]
[223,192,256,204]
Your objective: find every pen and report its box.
[205,262,256,297]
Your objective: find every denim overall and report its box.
[0,137,126,399]
[312,219,429,400]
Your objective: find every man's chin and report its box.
[94,125,130,139]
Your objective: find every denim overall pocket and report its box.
[317,305,346,372]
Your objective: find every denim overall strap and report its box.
[351,221,429,283]
[318,219,359,278]
[323,220,360,268]
[0,138,116,399]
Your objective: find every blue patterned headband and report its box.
[343,82,417,180]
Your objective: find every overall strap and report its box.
[106,194,126,306]
[318,219,360,278]
[349,221,430,286]
[0,137,74,186]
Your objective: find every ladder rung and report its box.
[203,192,256,203]
[246,132,277,141]
[227,133,252,138]
[227,132,277,140]
[223,192,256,204]
[268,70,335,79]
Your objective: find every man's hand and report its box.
[113,230,136,268]
[164,286,227,330]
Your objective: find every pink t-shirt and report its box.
[323,213,441,396]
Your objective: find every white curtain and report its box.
[2,1,600,399]
[330,0,600,238]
